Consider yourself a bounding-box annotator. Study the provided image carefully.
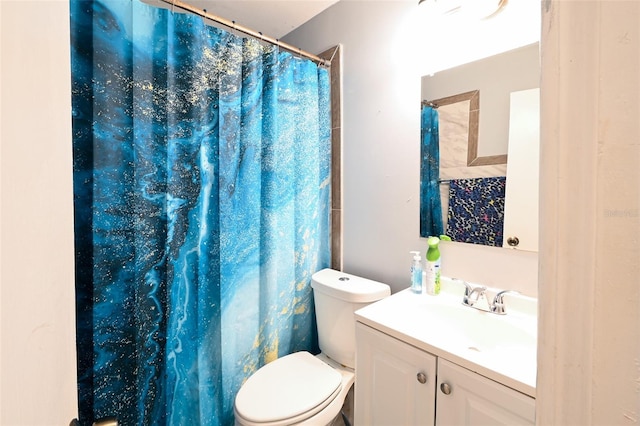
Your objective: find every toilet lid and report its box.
[235,351,342,423]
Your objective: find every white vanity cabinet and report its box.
[355,322,535,426]
[436,358,535,425]
[355,322,437,425]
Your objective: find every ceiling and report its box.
[178,0,340,39]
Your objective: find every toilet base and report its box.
[328,385,354,426]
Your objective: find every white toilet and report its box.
[234,268,390,426]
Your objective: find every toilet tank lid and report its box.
[311,269,391,303]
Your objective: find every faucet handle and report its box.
[462,284,487,307]
[491,290,521,314]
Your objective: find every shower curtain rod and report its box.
[158,0,330,67]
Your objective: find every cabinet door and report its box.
[503,87,540,252]
[355,323,437,426]
[436,358,535,426]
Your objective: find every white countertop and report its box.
[354,280,537,398]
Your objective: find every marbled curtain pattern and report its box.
[420,105,444,238]
[70,1,331,424]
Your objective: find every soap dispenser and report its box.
[409,251,423,294]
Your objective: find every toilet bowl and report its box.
[233,269,390,426]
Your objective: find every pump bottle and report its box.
[409,251,423,293]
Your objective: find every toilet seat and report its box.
[234,351,343,425]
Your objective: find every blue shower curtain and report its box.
[420,105,444,238]
[70,1,331,424]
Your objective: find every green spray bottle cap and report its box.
[426,236,440,261]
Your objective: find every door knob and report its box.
[417,372,427,384]
[440,382,452,395]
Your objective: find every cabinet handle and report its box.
[507,236,520,247]
[416,372,427,384]
[440,382,452,395]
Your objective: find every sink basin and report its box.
[419,302,536,354]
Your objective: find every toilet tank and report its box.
[311,269,390,369]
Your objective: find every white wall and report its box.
[0,0,78,424]
[284,0,540,295]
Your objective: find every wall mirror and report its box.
[420,42,540,251]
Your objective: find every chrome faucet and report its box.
[461,282,487,308]
[457,279,520,315]
[490,290,521,315]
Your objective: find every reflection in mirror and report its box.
[420,93,507,246]
[420,43,540,249]
[425,90,508,167]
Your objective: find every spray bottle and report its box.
[425,237,441,295]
